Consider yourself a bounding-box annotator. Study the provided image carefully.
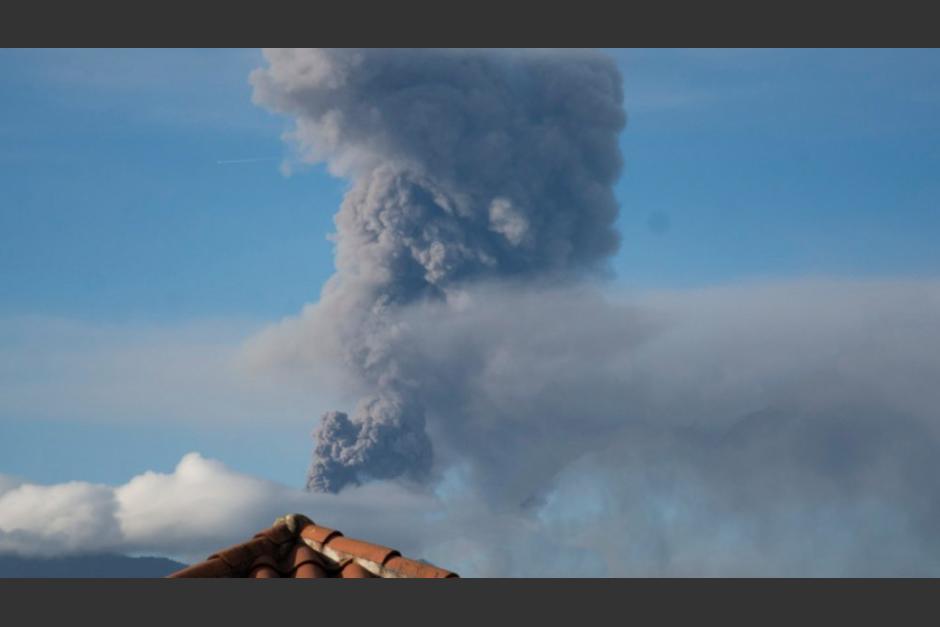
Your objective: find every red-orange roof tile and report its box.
[251,565,280,578]
[327,536,400,566]
[300,523,343,546]
[166,513,458,579]
[340,561,375,578]
[383,555,455,579]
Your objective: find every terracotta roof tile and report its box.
[293,560,328,578]
[383,556,457,579]
[253,522,295,545]
[209,537,274,572]
[250,554,279,570]
[288,544,326,572]
[340,561,375,578]
[300,523,343,547]
[326,536,400,566]
[167,513,457,579]
[250,565,280,578]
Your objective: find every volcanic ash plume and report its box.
[251,48,626,492]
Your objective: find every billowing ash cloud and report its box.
[250,49,626,492]
[7,279,940,575]
[242,50,940,575]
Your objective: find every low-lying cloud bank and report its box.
[0,452,437,565]
[4,278,938,575]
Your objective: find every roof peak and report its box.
[272,513,315,536]
[167,513,457,579]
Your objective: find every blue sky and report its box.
[2,48,940,488]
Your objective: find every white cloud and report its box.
[0,452,439,565]
[0,480,121,557]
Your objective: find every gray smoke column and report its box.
[250,49,626,492]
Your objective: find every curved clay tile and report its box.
[300,524,343,547]
[325,536,400,566]
[167,513,458,579]
[340,561,376,578]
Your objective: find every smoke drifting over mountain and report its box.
[251,49,626,492]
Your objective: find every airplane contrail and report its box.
[216,157,278,165]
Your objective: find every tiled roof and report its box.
[167,514,458,579]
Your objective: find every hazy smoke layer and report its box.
[251,49,626,491]
[7,280,940,575]
[241,278,940,575]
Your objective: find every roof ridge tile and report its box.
[300,523,343,546]
[167,513,459,578]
